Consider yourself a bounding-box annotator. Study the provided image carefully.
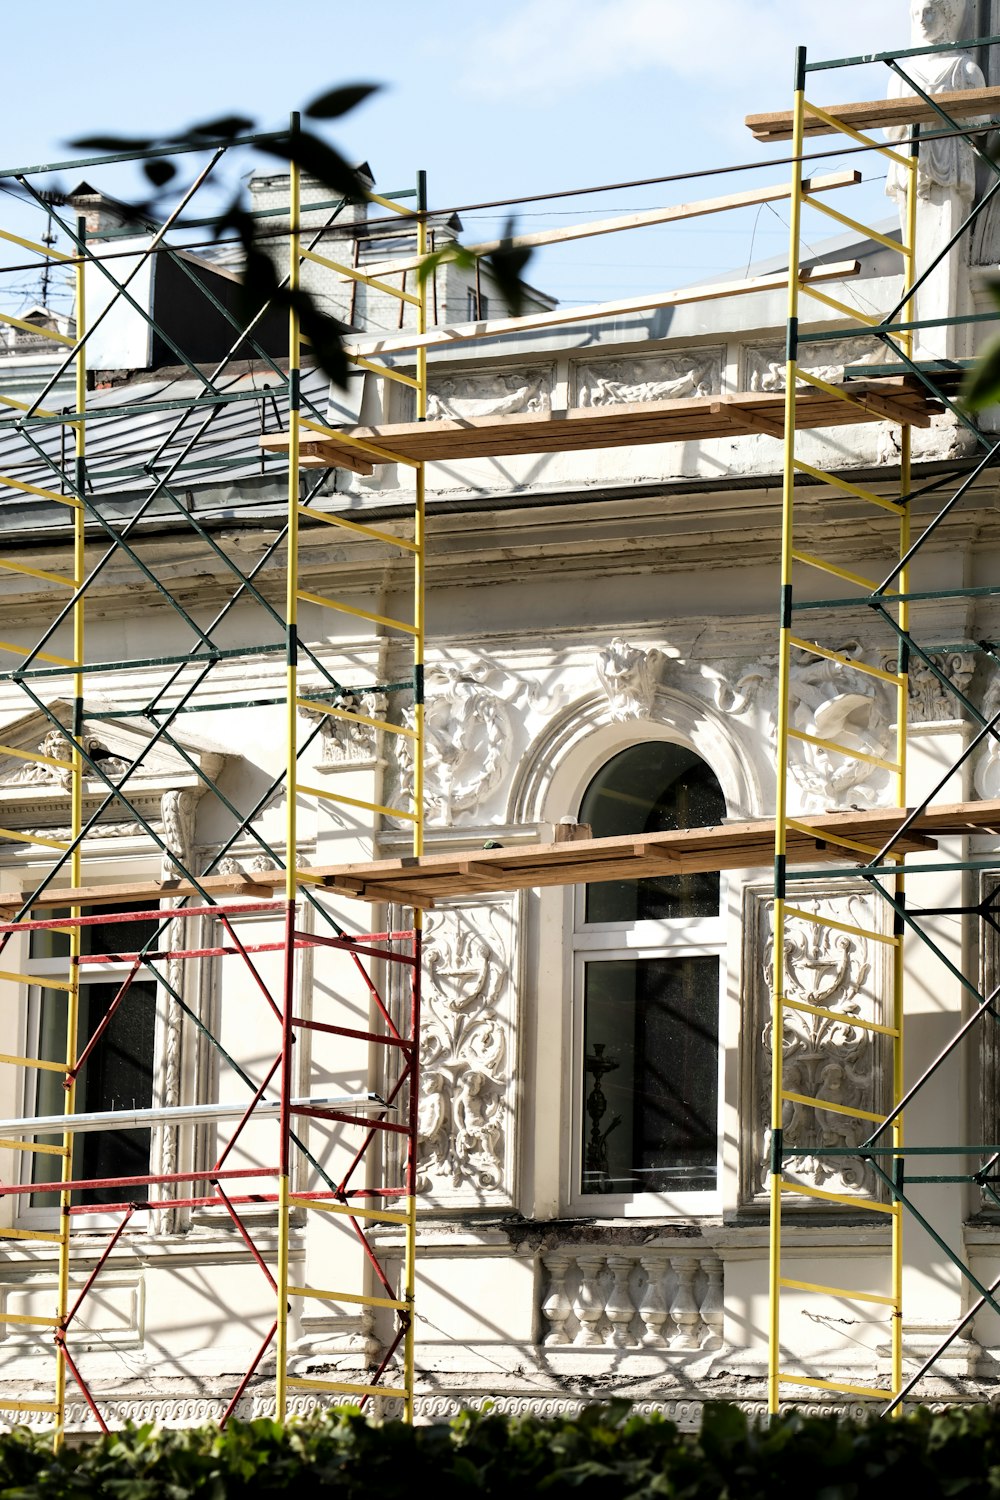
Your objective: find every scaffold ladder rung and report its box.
[778,1375,896,1398]
[286,1283,408,1311]
[0,1398,62,1414]
[287,1376,410,1399]
[781,1088,884,1124]
[789,549,890,592]
[294,782,419,822]
[781,997,899,1037]
[782,907,899,944]
[287,1195,411,1224]
[787,726,901,772]
[295,505,419,552]
[778,1180,896,1213]
[780,1278,897,1306]
[791,460,906,512]
[786,638,904,685]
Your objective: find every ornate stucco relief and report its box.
[297,691,388,772]
[741,884,889,1209]
[415,898,516,1209]
[744,337,884,393]
[426,366,553,420]
[393,658,542,826]
[596,639,665,721]
[573,349,723,407]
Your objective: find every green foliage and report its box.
[4,1400,1000,1498]
[962,280,1000,412]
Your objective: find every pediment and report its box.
[0,698,229,824]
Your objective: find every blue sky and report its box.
[0,1,915,314]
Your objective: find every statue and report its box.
[885,0,986,359]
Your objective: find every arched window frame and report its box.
[512,685,762,1222]
[568,742,727,1217]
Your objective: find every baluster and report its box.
[541,1252,573,1346]
[699,1256,724,1350]
[669,1256,702,1349]
[573,1252,607,1346]
[637,1253,669,1347]
[604,1255,636,1347]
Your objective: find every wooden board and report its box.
[344,259,861,361]
[4,800,998,916]
[746,83,1000,142]
[258,378,941,471]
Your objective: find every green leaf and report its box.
[961,338,1000,412]
[305,84,381,120]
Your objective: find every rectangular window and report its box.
[27,908,158,1208]
[467,288,488,320]
[581,956,719,1197]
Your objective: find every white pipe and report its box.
[0,1094,390,1138]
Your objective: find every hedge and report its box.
[1,1398,1000,1498]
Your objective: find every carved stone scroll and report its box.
[742,884,889,1209]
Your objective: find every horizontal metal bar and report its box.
[0,1093,389,1137]
[803,100,912,165]
[780,1277,897,1307]
[806,31,1000,71]
[781,906,897,945]
[0,1137,67,1156]
[287,1377,410,1399]
[782,1088,885,1124]
[0,129,286,180]
[288,1196,411,1224]
[787,726,901,772]
[778,1179,896,1213]
[296,695,417,739]
[782,997,899,1037]
[790,550,892,593]
[297,503,419,552]
[300,246,420,305]
[0,559,77,587]
[0,641,78,668]
[0,474,79,507]
[787,636,903,685]
[295,781,419,822]
[777,1375,894,1397]
[0,1227,63,1242]
[296,588,419,635]
[792,459,905,513]
[798,283,883,325]
[0,1397,61,1412]
[1,641,286,683]
[0,828,71,851]
[348,354,421,389]
[802,194,910,254]
[785,857,1000,880]
[287,1284,408,1310]
[0,1052,67,1073]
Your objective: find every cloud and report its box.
[459,0,906,102]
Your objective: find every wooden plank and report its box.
[259,378,941,470]
[356,171,861,272]
[344,260,862,361]
[746,84,1000,142]
[0,802,992,914]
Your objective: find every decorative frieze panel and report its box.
[415,898,517,1209]
[878,649,975,724]
[741,884,889,1209]
[539,1247,723,1351]
[573,349,723,407]
[744,337,883,393]
[297,691,388,772]
[426,366,553,421]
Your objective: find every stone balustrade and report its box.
[539,1247,724,1351]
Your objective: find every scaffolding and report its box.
[0,127,429,1437]
[761,30,1000,1413]
[0,38,997,1441]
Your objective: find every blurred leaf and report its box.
[258,131,366,200]
[305,83,380,120]
[185,114,256,140]
[143,159,177,188]
[416,244,476,285]
[69,135,153,152]
[962,279,1000,412]
[485,217,532,317]
[294,290,351,388]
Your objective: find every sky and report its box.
[0,1,926,315]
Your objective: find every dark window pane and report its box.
[29,907,158,1207]
[582,957,719,1195]
[580,743,725,922]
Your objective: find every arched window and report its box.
[573,742,726,1211]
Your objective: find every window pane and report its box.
[580,742,725,922]
[582,956,719,1195]
[29,908,158,1207]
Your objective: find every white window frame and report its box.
[17,942,162,1232]
[567,888,726,1218]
